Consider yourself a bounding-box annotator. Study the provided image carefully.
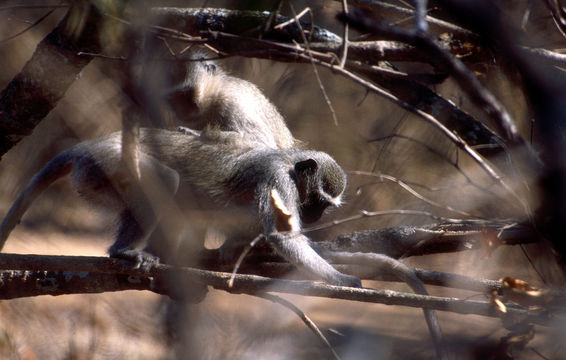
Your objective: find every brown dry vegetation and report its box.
[1,1,565,359]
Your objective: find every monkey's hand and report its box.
[331,273,362,288]
[268,233,362,288]
[110,249,160,271]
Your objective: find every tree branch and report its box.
[0,254,558,327]
[314,222,535,258]
[0,5,508,164]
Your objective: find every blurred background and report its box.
[0,0,564,359]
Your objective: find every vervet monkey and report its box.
[159,52,296,149]
[0,127,361,287]
[0,50,360,286]
[159,53,445,356]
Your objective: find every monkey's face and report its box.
[299,197,332,224]
[294,157,346,224]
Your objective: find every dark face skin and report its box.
[299,196,331,224]
[293,158,342,224]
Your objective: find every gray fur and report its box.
[0,128,360,286]
[165,52,295,149]
[0,54,361,287]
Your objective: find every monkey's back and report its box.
[69,128,295,209]
[138,129,264,202]
[184,62,296,150]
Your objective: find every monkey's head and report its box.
[293,153,346,224]
[163,50,221,125]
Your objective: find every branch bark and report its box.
[0,253,558,327]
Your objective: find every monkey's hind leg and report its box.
[107,154,180,270]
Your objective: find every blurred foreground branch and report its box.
[0,3,102,156]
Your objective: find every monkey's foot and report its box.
[110,249,160,271]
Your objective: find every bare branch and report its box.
[208,261,509,293]
[287,3,338,125]
[149,7,341,44]
[346,0,474,37]
[315,222,535,258]
[339,0,350,67]
[341,11,521,144]
[0,254,557,326]
[523,46,566,67]
[349,171,475,217]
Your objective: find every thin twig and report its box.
[273,7,311,30]
[229,234,264,288]
[259,293,342,360]
[350,170,475,217]
[76,52,127,60]
[339,0,349,68]
[345,0,473,36]
[369,133,502,198]
[287,4,339,125]
[304,209,479,233]
[0,9,55,44]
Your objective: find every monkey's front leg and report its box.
[268,233,362,287]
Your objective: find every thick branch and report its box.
[315,222,536,258]
[0,254,556,326]
[341,11,520,143]
[353,68,506,159]
[149,7,341,43]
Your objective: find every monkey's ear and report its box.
[295,159,318,173]
[204,62,217,75]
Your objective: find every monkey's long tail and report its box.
[314,249,448,360]
[0,153,74,251]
